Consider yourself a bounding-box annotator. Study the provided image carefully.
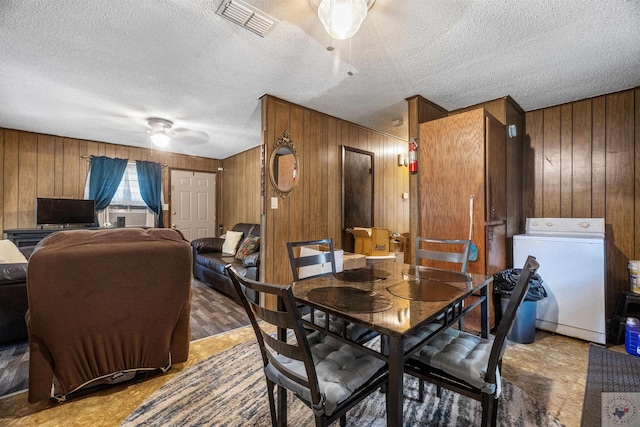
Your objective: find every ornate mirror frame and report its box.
[269,131,300,198]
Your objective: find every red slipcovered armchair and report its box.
[26,228,192,403]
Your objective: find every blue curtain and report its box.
[136,160,164,228]
[88,156,128,226]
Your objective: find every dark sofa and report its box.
[0,245,35,344]
[191,223,260,301]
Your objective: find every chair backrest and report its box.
[286,238,336,281]
[415,237,471,272]
[485,255,539,383]
[226,265,324,409]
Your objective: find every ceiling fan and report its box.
[146,117,209,148]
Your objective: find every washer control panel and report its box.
[525,218,605,236]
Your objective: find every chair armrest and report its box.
[191,237,224,254]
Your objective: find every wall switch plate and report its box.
[402,192,409,199]
[271,197,278,209]
[162,203,169,210]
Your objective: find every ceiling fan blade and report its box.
[172,128,210,145]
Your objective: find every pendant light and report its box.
[317,0,368,40]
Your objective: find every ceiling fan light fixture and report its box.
[147,118,173,147]
[317,0,368,40]
[150,131,171,147]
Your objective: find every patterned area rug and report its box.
[582,345,640,427]
[122,339,564,426]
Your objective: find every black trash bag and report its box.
[493,268,547,301]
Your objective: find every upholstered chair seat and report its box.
[265,332,386,417]
[410,328,497,392]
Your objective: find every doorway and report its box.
[341,146,374,252]
[170,170,216,241]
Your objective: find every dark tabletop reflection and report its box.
[333,266,393,282]
[404,265,471,283]
[306,287,393,313]
[387,278,464,302]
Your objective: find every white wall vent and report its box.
[216,0,278,37]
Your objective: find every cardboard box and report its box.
[300,246,344,275]
[351,227,390,256]
[389,235,407,253]
[343,252,366,270]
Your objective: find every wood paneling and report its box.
[523,87,639,323]
[525,110,544,218]
[1,128,220,233]
[605,91,635,321]
[542,107,561,217]
[262,95,409,284]
[572,100,592,217]
[4,131,19,229]
[219,146,261,234]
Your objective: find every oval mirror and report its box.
[269,131,299,198]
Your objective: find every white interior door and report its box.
[170,170,216,241]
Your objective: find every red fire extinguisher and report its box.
[408,138,418,174]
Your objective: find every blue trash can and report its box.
[494,268,547,344]
[501,298,537,344]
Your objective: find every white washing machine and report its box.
[513,218,606,344]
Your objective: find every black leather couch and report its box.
[191,223,260,301]
[0,245,35,344]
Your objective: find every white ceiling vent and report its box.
[216,0,278,37]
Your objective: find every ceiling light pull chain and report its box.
[327,0,334,51]
[348,37,354,76]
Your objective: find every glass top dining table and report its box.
[292,261,493,426]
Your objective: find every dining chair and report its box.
[286,238,377,344]
[226,265,388,427]
[415,237,471,272]
[416,237,471,329]
[287,238,337,281]
[404,255,540,427]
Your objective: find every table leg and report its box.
[386,335,403,426]
[480,283,489,339]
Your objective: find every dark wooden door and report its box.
[342,146,374,253]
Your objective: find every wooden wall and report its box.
[0,128,220,234]
[523,87,640,320]
[219,146,261,232]
[261,95,409,284]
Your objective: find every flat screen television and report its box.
[36,198,96,227]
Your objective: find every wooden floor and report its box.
[0,279,248,397]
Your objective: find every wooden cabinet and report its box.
[418,108,507,329]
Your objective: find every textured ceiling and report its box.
[1,0,639,160]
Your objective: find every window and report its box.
[109,163,146,208]
[106,163,155,227]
